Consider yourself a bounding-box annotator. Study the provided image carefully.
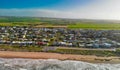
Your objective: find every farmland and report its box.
[0,16,120,30]
[68,23,120,30]
[1,22,120,30]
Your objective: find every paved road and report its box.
[56,47,117,51]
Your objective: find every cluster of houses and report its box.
[0,26,120,48]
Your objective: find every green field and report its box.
[1,22,120,30]
[0,23,27,26]
[0,22,43,26]
[68,23,120,30]
[0,17,120,30]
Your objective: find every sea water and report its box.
[0,58,120,70]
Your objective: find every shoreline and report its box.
[0,51,120,64]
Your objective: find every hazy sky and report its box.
[0,0,120,20]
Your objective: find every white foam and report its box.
[0,58,119,70]
[19,68,27,70]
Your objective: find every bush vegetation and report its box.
[48,48,120,57]
[0,45,43,52]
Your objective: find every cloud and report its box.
[0,0,120,20]
[69,0,120,20]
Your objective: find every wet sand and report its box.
[0,51,120,63]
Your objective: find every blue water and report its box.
[0,58,120,70]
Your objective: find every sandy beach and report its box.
[0,51,120,63]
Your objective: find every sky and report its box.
[0,0,120,20]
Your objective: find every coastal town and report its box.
[1,0,120,69]
[0,26,120,49]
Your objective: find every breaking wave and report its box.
[0,58,120,70]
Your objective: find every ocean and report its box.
[0,58,120,70]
